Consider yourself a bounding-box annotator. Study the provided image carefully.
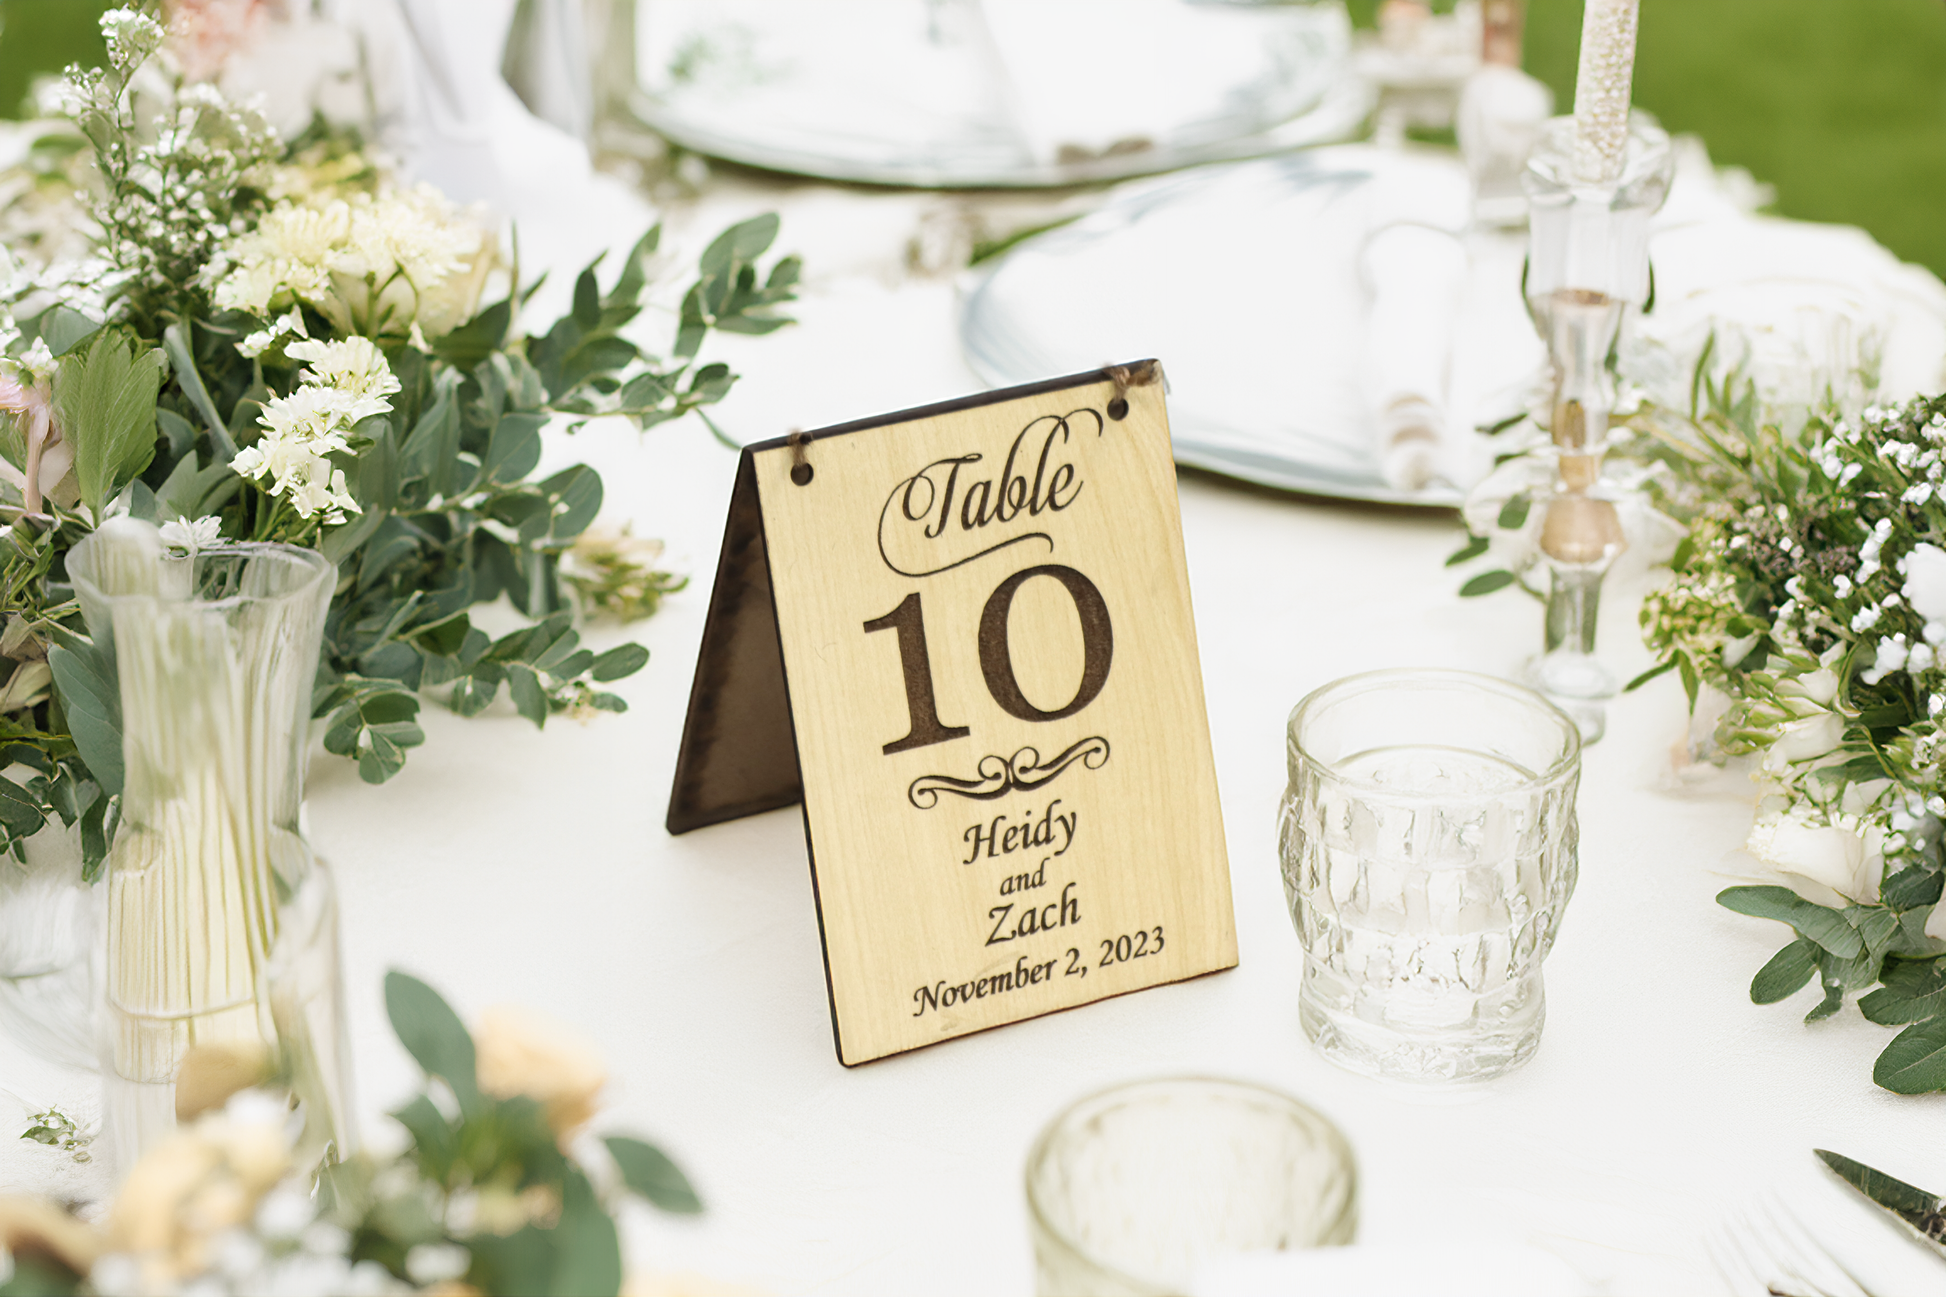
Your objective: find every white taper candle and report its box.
[1570,0,1640,184]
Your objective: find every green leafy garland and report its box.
[0,12,798,876]
[1449,364,1946,1094]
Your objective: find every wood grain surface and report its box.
[753,368,1237,1064]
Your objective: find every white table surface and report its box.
[301,158,1946,1293]
[7,61,1946,1295]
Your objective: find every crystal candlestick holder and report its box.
[1520,113,1672,737]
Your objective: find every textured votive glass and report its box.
[1025,1077,1356,1296]
[1279,670,1581,1083]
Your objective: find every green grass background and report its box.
[5,0,1945,277]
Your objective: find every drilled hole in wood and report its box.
[1107,397,1129,421]
[791,463,814,486]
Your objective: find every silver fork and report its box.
[1707,1195,1877,1297]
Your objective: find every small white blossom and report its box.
[285,337,399,420]
[159,514,224,555]
[404,1244,470,1285]
[1903,542,1946,621]
[99,8,165,71]
[1863,634,1910,684]
[236,309,308,359]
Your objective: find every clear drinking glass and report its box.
[1025,1077,1356,1297]
[1279,670,1581,1083]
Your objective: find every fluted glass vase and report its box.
[65,520,353,1175]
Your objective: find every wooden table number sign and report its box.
[667,362,1238,1065]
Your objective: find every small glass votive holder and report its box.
[1279,670,1581,1083]
[1025,1077,1356,1297]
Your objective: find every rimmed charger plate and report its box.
[624,0,1374,189]
[961,145,1946,506]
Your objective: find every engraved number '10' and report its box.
[863,564,1113,755]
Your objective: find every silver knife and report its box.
[1816,1148,1946,1259]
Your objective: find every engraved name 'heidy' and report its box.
[877,410,1102,578]
[963,799,1078,865]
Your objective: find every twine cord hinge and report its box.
[787,429,813,485]
[1102,360,1165,421]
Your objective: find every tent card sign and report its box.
[667,363,1237,1065]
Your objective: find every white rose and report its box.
[1778,666,1840,708]
[1763,712,1845,772]
[1743,809,1882,907]
[1903,542,1946,622]
[1927,902,1946,942]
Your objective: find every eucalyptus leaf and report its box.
[383,969,481,1112]
[432,298,513,369]
[1624,659,1677,692]
[160,322,235,458]
[589,643,648,682]
[1750,938,1819,1004]
[605,1136,702,1213]
[1458,570,1516,597]
[1859,960,1946,1025]
[0,775,47,838]
[1849,905,1902,958]
[1805,974,1845,1022]
[390,1092,457,1182]
[79,794,116,882]
[401,374,462,494]
[507,664,547,727]
[549,1170,622,1297]
[479,413,546,486]
[1717,886,1865,959]
[468,1226,555,1297]
[47,643,123,797]
[40,304,102,357]
[607,223,662,306]
[155,406,196,460]
[1874,1015,1946,1094]
[1883,867,1945,912]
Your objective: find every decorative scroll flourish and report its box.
[908,736,1110,809]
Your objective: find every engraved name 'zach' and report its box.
[987,881,1081,946]
[877,410,1101,578]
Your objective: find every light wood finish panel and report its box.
[752,368,1236,1065]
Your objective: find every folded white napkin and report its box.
[1362,221,1471,491]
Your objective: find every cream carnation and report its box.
[476,1006,608,1139]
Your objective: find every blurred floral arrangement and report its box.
[0,970,702,1297]
[0,8,799,873]
[1448,352,1946,1095]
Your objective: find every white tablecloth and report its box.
[7,58,1946,1294]
[307,163,1946,1292]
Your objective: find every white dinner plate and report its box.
[624,0,1373,189]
